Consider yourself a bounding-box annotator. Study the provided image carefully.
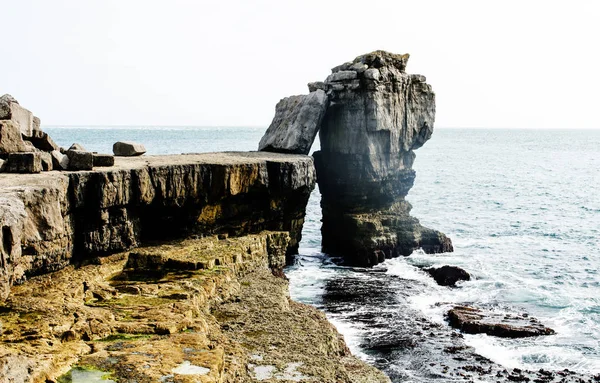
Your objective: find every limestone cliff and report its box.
[314,51,453,265]
[0,152,315,299]
[259,50,453,266]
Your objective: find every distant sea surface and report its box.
[46,127,600,379]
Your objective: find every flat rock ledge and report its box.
[0,232,389,383]
[0,152,315,300]
[447,305,556,338]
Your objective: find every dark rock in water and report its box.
[66,150,93,171]
[92,153,114,167]
[447,305,555,338]
[313,50,452,266]
[5,152,43,173]
[113,141,146,156]
[258,89,328,155]
[68,143,87,152]
[24,130,59,152]
[425,265,470,286]
[0,121,27,156]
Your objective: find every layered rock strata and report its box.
[259,51,452,265]
[0,232,389,382]
[0,152,315,299]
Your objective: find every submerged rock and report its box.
[447,305,555,338]
[314,50,452,265]
[425,265,470,286]
[113,141,146,156]
[258,89,328,155]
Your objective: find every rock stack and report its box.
[259,51,453,266]
[0,94,115,172]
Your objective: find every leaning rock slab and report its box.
[51,150,69,170]
[0,94,35,136]
[447,306,555,338]
[113,141,146,156]
[258,89,328,155]
[25,130,59,152]
[0,121,27,156]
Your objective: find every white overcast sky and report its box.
[2,0,599,128]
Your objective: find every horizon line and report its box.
[42,125,600,130]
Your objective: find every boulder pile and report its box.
[0,94,123,172]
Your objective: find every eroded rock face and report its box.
[0,232,389,383]
[0,152,315,299]
[258,89,328,154]
[314,51,452,265]
[0,94,38,137]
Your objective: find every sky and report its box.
[1,0,599,129]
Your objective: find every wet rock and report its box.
[425,265,470,286]
[5,152,43,173]
[92,153,114,167]
[0,94,35,136]
[447,306,555,338]
[113,141,146,156]
[258,89,328,155]
[312,50,452,266]
[51,150,69,170]
[0,121,27,156]
[66,150,93,171]
[24,130,59,152]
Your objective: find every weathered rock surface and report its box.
[0,94,37,137]
[0,152,315,299]
[113,141,146,156]
[51,150,69,170]
[447,305,556,338]
[258,89,328,155]
[92,153,115,167]
[68,143,87,151]
[66,149,93,170]
[313,51,452,265]
[425,265,471,286]
[24,130,59,152]
[0,232,388,383]
[0,120,27,156]
[5,152,43,173]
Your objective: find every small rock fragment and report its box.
[113,141,146,157]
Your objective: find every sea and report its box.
[46,126,600,381]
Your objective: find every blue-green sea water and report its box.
[46,126,600,377]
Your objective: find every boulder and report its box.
[447,306,555,338]
[25,130,59,152]
[66,150,93,171]
[0,121,27,156]
[93,153,115,167]
[50,150,69,170]
[5,152,43,173]
[39,152,53,171]
[113,141,146,157]
[32,116,41,132]
[424,265,470,286]
[68,143,87,152]
[258,89,328,155]
[0,94,35,136]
